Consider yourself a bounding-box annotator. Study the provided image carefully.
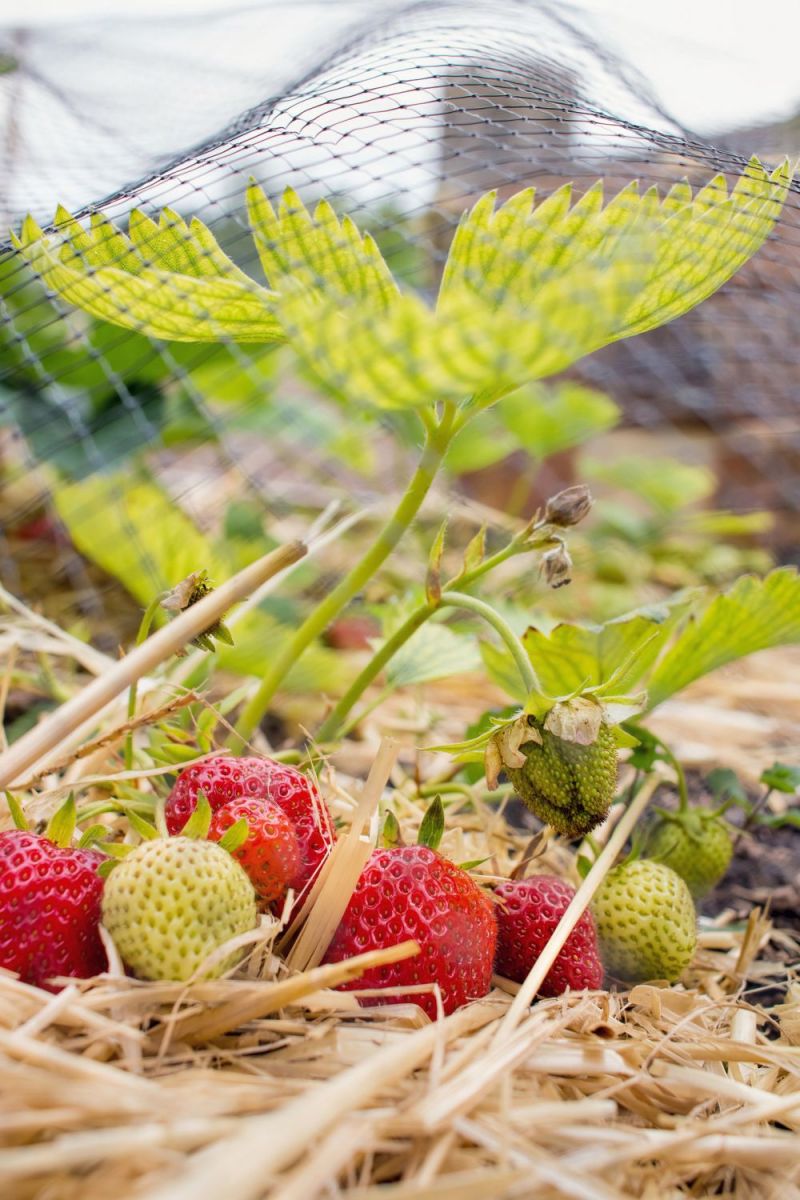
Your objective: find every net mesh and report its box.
[1,0,799,661]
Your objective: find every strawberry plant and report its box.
[12,158,791,746]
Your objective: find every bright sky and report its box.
[575,0,800,132]
[2,0,799,133]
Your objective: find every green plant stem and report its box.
[124,593,167,770]
[443,591,538,692]
[230,405,460,750]
[316,532,544,743]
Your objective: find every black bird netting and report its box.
[1,0,799,665]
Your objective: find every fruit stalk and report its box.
[231,405,460,748]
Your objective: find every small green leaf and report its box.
[97,858,119,878]
[380,810,402,849]
[759,762,800,795]
[127,810,159,841]
[462,526,487,578]
[181,791,212,839]
[46,794,77,848]
[417,795,445,851]
[706,768,748,808]
[4,792,29,831]
[217,817,250,855]
[458,857,490,871]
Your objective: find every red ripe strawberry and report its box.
[323,845,497,1019]
[165,756,335,904]
[0,830,106,991]
[494,874,603,995]
[208,796,302,909]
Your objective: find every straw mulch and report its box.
[1,606,799,1199]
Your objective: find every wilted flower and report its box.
[541,541,573,589]
[544,485,592,528]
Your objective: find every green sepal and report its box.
[575,854,593,880]
[217,817,250,855]
[426,518,448,606]
[417,795,445,851]
[181,790,212,839]
[613,725,641,750]
[46,794,77,848]
[127,810,159,841]
[458,857,490,871]
[96,858,119,879]
[380,810,402,849]
[4,792,30,831]
[78,824,111,850]
[99,842,134,859]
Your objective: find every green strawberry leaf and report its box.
[181,791,212,839]
[4,791,29,831]
[458,857,490,871]
[97,859,119,878]
[246,183,399,308]
[417,795,445,851]
[759,762,800,795]
[646,568,800,709]
[12,207,282,343]
[217,817,250,855]
[521,596,692,697]
[385,621,482,688]
[46,794,77,848]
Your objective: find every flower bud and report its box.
[541,542,573,589]
[544,485,592,528]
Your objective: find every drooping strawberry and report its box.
[165,755,335,904]
[494,874,603,994]
[486,700,621,839]
[102,837,257,982]
[0,829,106,991]
[593,858,697,984]
[323,842,497,1019]
[208,795,302,909]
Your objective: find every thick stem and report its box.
[231,407,458,749]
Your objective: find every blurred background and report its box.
[1,0,798,689]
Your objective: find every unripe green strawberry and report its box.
[643,808,733,898]
[102,838,257,982]
[593,859,696,984]
[506,722,617,837]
